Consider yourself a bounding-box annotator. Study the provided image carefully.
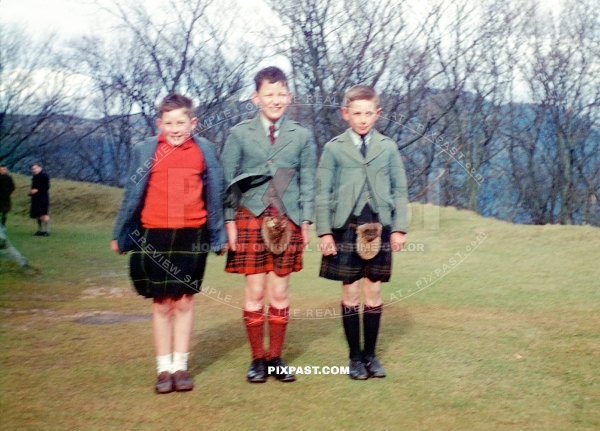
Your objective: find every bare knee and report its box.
[245,274,266,310]
[153,297,175,317]
[267,273,290,307]
[174,294,194,313]
[363,279,382,306]
[342,281,361,307]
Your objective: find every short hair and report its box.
[344,84,380,108]
[31,162,42,169]
[254,66,288,91]
[156,93,194,118]
[0,164,6,168]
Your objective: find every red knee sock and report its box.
[268,305,289,359]
[244,308,265,360]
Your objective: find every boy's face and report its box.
[341,99,381,136]
[0,167,7,175]
[252,80,291,123]
[156,108,197,146]
[31,165,42,175]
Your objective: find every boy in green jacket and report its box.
[316,85,409,380]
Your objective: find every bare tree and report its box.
[517,0,600,224]
[0,24,76,169]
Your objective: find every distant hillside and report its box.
[9,174,122,223]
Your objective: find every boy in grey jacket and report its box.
[316,85,409,380]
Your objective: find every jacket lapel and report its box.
[270,118,295,157]
[365,130,385,163]
[248,115,272,154]
[340,129,365,164]
[141,137,160,170]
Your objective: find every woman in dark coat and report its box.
[29,162,50,236]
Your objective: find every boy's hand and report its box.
[226,222,237,252]
[391,232,406,252]
[30,189,38,195]
[301,222,311,246]
[319,234,337,256]
[111,239,127,255]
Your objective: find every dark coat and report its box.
[0,173,15,213]
[30,171,50,218]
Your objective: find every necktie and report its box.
[269,124,276,145]
[360,136,367,158]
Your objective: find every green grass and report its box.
[1,176,599,430]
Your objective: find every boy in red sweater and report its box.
[112,94,226,393]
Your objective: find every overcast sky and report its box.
[0,0,111,39]
[1,0,565,41]
[1,0,566,108]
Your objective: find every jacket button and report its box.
[267,160,273,165]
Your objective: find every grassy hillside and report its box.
[8,173,122,223]
[1,179,599,430]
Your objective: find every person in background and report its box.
[0,164,15,227]
[29,162,50,236]
[0,164,16,227]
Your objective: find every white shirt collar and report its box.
[347,128,374,149]
[260,114,284,137]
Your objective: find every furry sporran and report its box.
[262,215,292,255]
[355,222,383,260]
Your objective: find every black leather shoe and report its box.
[155,371,173,394]
[33,231,43,236]
[349,359,369,380]
[364,355,386,378]
[247,358,267,383]
[267,357,296,382]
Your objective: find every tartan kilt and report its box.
[129,227,209,299]
[225,206,303,276]
[319,223,392,284]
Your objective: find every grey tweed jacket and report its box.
[220,115,316,226]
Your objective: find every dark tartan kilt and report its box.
[129,227,208,299]
[225,206,303,276]
[30,194,49,218]
[319,224,392,284]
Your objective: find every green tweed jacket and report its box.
[221,115,316,226]
[315,128,409,236]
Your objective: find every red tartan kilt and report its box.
[225,206,303,276]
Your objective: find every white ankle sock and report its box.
[156,354,172,374]
[172,351,189,372]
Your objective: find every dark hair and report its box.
[0,164,6,168]
[254,66,288,91]
[156,93,194,117]
[344,84,380,107]
[31,162,42,169]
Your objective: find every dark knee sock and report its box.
[363,304,383,357]
[243,308,265,360]
[341,302,362,360]
[268,305,289,359]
